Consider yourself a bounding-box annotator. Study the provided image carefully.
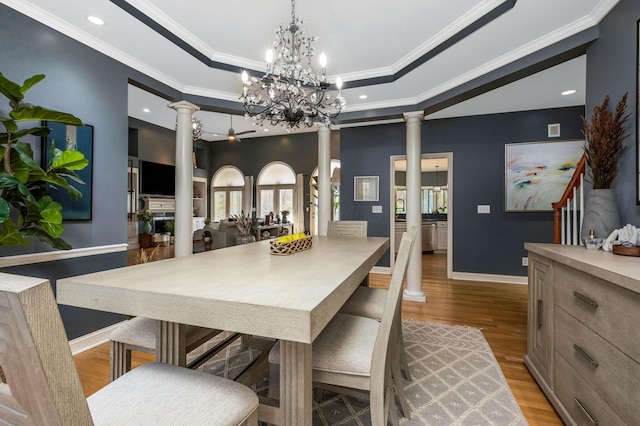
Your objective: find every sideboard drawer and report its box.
[554,353,626,426]
[555,307,640,423]
[554,263,640,361]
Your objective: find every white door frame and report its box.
[389,152,453,278]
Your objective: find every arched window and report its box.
[257,162,296,222]
[211,166,245,222]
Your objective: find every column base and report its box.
[403,289,426,302]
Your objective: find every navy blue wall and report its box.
[340,106,585,273]
[586,0,640,225]
[0,5,130,338]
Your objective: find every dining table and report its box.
[57,235,390,426]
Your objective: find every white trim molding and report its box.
[69,321,125,355]
[0,243,128,268]
[451,271,528,285]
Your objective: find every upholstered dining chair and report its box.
[331,219,413,416]
[327,220,368,237]
[0,273,259,425]
[109,317,229,380]
[268,227,417,426]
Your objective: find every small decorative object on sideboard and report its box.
[270,232,312,255]
[602,223,640,254]
[582,228,604,250]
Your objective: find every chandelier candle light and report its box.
[240,0,345,129]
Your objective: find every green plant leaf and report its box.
[37,197,63,238]
[0,219,29,246]
[0,198,9,223]
[55,170,84,185]
[20,74,45,95]
[11,126,51,140]
[22,198,43,223]
[0,120,18,133]
[21,227,71,250]
[0,172,21,189]
[52,149,88,170]
[0,73,24,105]
[10,106,82,126]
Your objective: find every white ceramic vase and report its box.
[581,189,620,240]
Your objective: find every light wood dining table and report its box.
[57,236,389,426]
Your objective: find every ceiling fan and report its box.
[206,115,256,143]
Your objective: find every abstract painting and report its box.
[505,140,583,212]
[42,122,93,220]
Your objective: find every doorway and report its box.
[390,153,453,278]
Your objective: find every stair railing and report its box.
[552,154,586,244]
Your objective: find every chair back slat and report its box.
[0,273,93,425]
[327,221,368,237]
[370,227,417,386]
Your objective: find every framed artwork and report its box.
[504,140,583,212]
[41,122,94,221]
[354,176,379,201]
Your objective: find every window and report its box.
[257,162,296,222]
[395,187,448,214]
[211,166,245,221]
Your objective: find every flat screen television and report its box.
[139,160,175,197]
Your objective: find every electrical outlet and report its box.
[522,257,528,267]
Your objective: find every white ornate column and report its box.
[403,111,426,302]
[168,100,200,258]
[317,123,331,236]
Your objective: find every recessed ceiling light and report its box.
[142,108,150,113]
[87,16,105,26]
[263,128,269,132]
[359,95,368,99]
[561,89,577,96]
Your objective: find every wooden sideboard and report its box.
[524,243,640,425]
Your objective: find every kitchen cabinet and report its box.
[437,221,448,251]
[395,221,436,253]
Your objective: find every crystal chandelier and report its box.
[240,0,345,129]
[191,117,203,141]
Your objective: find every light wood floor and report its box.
[74,247,561,425]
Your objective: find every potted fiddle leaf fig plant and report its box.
[0,73,88,250]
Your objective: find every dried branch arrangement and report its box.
[581,93,630,189]
[135,246,159,264]
[231,210,253,234]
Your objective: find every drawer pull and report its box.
[573,344,599,368]
[573,291,598,310]
[537,299,543,328]
[574,397,599,426]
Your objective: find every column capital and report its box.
[168,100,200,113]
[403,111,424,122]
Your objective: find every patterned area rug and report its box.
[191,320,528,426]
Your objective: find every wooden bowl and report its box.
[612,244,640,257]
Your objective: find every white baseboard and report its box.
[69,321,126,355]
[451,272,528,285]
[370,266,391,275]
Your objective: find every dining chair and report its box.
[0,273,259,425]
[332,220,413,416]
[327,220,368,237]
[110,316,230,380]
[268,227,417,426]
